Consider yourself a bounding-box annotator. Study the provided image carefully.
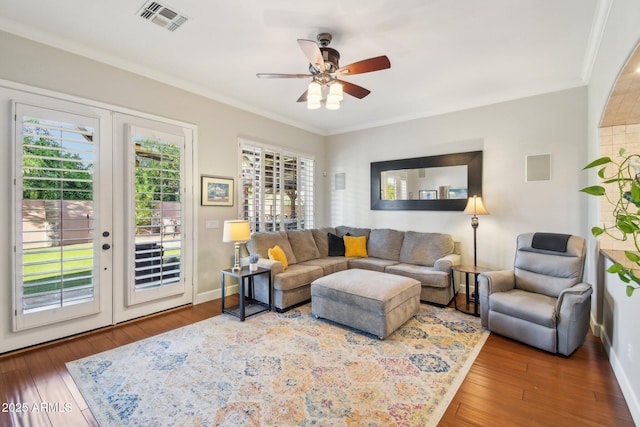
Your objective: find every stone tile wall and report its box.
[598,124,640,250]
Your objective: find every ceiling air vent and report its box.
[137,1,188,32]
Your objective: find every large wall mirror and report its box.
[371,151,483,211]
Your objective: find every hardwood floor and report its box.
[0,295,634,427]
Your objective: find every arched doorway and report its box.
[597,43,640,251]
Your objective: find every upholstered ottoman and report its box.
[311,268,421,339]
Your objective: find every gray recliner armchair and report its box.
[478,232,592,356]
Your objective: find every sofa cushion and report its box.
[336,226,371,238]
[273,264,324,291]
[348,257,399,272]
[311,227,337,257]
[299,257,348,275]
[247,231,297,265]
[367,228,404,261]
[287,229,320,263]
[344,235,368,257]
[328,232,346,256]
[268,245,288,269]
[385,263,450,288]
[399,231,454,266]
[490,289,557,328]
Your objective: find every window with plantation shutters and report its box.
[240,142,314,232]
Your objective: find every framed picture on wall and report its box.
[201,175,234,206]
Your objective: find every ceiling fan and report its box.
[256,33,391,109]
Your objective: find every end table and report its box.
[451,264,489,317]
[221,266,271,321]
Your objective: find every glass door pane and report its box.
[124,123,188,308]
[133,134,182,290]
[14,102,110,331]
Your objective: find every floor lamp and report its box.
[222,220,251,271]
[464,195,489,266]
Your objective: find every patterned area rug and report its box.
[67,304,488,426]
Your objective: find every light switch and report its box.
[206,220,219,229]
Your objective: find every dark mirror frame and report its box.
[370,150,483,211]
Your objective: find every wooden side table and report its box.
[451,264,489,317]
[221,266,271,321]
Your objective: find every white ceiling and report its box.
[0,0,605,135]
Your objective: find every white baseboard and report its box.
[601,328,640,425]
[194,284,238,305]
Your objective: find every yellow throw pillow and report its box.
[268,244,288,269]
[344,235,368,257]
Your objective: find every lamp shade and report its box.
[222,220,251,242]
[307,82,322,101]
[307,98,321,109]
[464,195,489,216]
[328,82,344,101]
[325,96,340,110]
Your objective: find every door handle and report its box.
[102,243,111,250]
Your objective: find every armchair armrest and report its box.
[478,270,515,327]
[556,282,593,356]
[556,282,592,312]
[433,253,461,272]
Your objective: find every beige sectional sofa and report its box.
[243,226,460,311]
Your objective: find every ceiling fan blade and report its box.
[340,80,371,99]
[297,39,325,73]
[256,73,312,78]
[297,90,308,102]
[337,55,391,76]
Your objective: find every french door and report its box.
[112,113,193,323]
[11,94,193,349]
[14,101,113,333]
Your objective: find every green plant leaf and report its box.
[583,157,612,170]
[580,186,606,196]
[625,251,640,262]
[627,285,636,296]
[591,226,604,237]
[617,217,639,233]
[618,272,631,283]
[597,167,607,179]
[632,183,640,203]
[607,263,623,273]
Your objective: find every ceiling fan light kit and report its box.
[257,33,390,111]
[306,81,344,110]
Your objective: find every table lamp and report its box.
[464,195,489,266]
[222,220,251,271]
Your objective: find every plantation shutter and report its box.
[14,102,105,330]
[239,142,314,231]
[127,125,185,305]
